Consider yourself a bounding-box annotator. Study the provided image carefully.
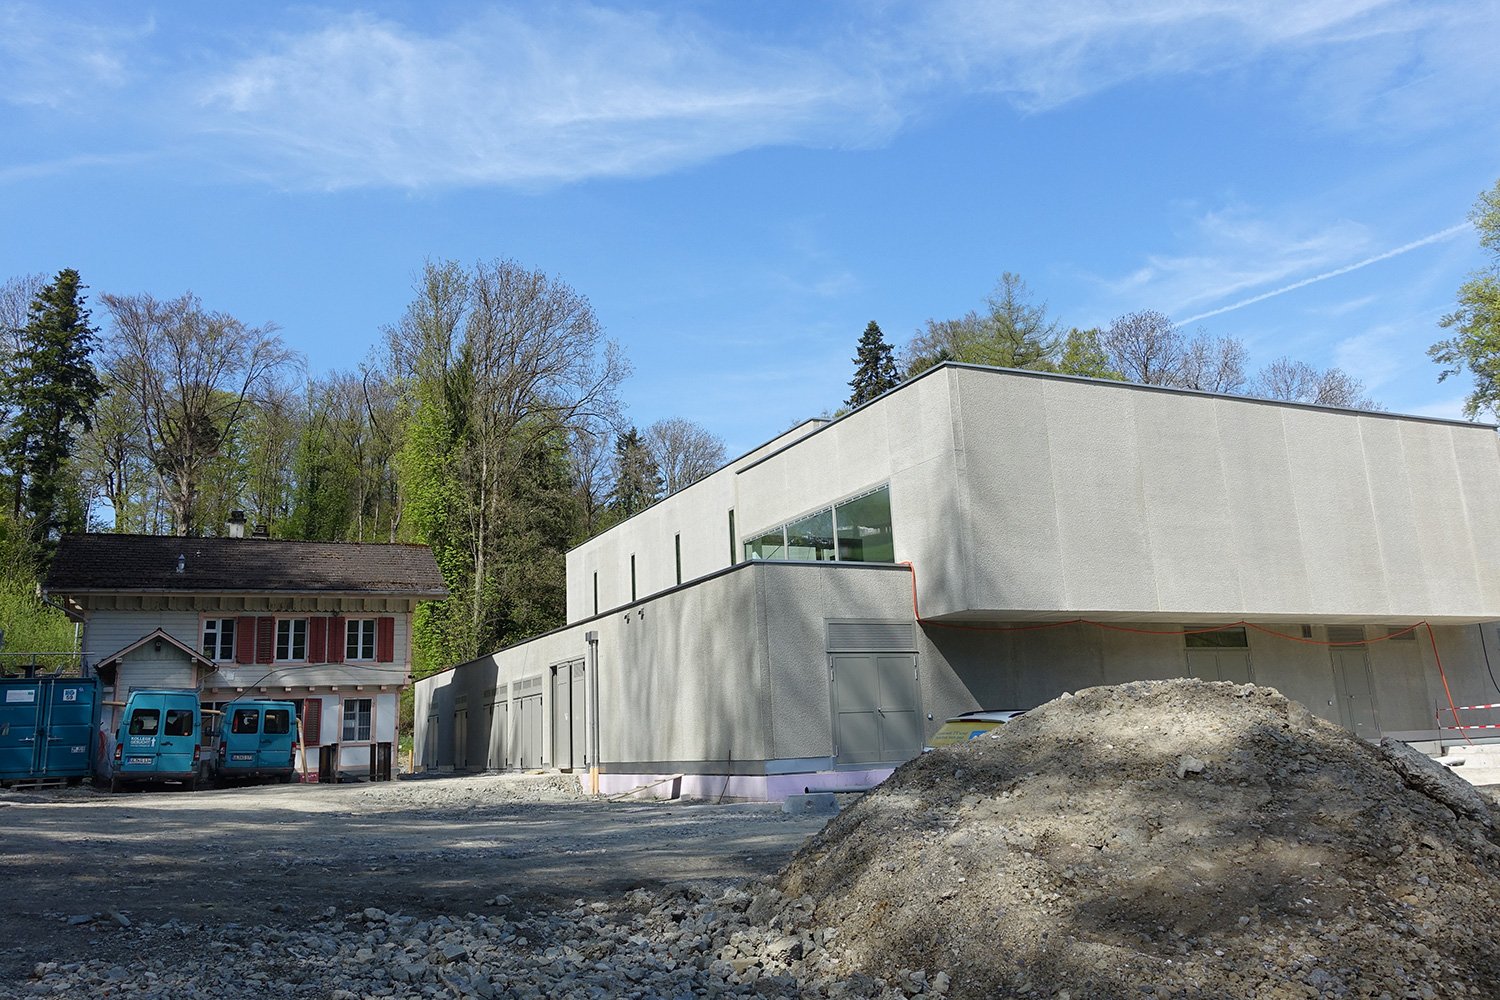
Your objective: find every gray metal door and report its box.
[1187,649,1253,684]
[488,698,507,770]
[831,653,921,766]
[551,666,573,770]
[570,662,588,768]
[453,709,468,769]
[514,694,544,769]
[424,714,438,769]
[1331,646,1380,739]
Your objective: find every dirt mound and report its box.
[772,680,1500,999]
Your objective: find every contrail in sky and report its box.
[1178,221,1472,325]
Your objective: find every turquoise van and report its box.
[214,700,298,785]
[111,689,205,792]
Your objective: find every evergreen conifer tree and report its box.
[846,320,900,407]
[610,427,661,517]
[2,269,103,551]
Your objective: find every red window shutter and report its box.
[327,617,346,664]
[308,617,327,664]
[234,617,256,664]
[376,616,395,663]
[256,617,275,664]
[302,698,322,746]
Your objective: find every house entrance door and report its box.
[830,653,922,767]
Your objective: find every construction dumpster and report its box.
[0,675,100,785]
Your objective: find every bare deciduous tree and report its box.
[101,291,299,536]
[646,417,726,496]
[1180,334,1249,394]
[1249,356,1376,408]
[1101,310,1184,386]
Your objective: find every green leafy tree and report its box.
[1056,328,1121,380]
[1,269,104,552]
[846,321,901,407]
[390,258,626,674]
[1430,179,1500,418]
[610,426,661,518]
[0,513,77,673]
[904,273,1062,376]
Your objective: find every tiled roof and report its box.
[44,534,448,596]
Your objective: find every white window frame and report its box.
[201,617,235,661]
[342,698,373,742]
[346,618,377,661]
[276,618,308,662]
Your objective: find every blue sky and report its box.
[2,1,1497,456]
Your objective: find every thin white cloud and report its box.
[195,9,900,190]
[1178,223,1471,324]
[2,2,1497,190]
[0,5,149,108]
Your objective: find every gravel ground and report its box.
[8,691,1500,999]
[1,773,843,998]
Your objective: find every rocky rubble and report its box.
[772,679,1500,1000]
[19,887,925,999]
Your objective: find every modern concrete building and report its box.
[415,362,1500,799]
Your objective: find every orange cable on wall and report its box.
[898,561,1472,743]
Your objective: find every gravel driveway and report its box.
[0,774,831,995]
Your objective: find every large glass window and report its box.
[342,698,372,742]
[745,527,787,560]
[276,619,308,661]
[786,508,835,561]
[201,618,235,660]
[835,487,894,563]
[744,485,895,565]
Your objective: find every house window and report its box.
[201,618,235,660]
[630,554,637,602]
[346,619,377,661]
[342,698,373,742]
[675,533,682,585]
[593,572,598,617]
[276,618,308,661]
[728,509,737,565]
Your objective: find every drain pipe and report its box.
[585,631,600,795]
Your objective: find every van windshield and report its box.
[127,709,159,735]
[164,708,193,737]
[230,708,260,734]
[263,709,291,735]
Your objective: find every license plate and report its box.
[231,754,254,762]
[127,756,152,765]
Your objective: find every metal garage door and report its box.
[486,687,507,770]
[512,676,544,770]
[831,653,922,766]
[570,661,588,768]
[551,665,573,770]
